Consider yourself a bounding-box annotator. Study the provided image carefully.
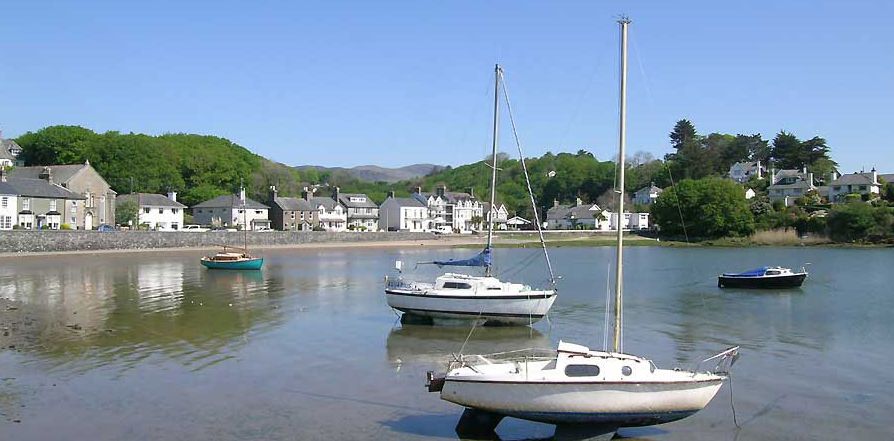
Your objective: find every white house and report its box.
[506,215,531,230]
[0,138,23,167]
[0,179,17,230]
[483,202,509,230]
[745,188,756,200]
[413,186,482,234]
[633,183,663,205]
[310,194,347,231]
[611,212,650,230]
[545,198,612,230]
[728,161,765,183]
[768,168,815,207]
[379,193,429,232]
[828,169,881,203]
[335,188,378,231]
[191,187,271,230]
[116,192,186,231]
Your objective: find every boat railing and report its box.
[384,275,433,291]
[695,346,740,375]
[451,348,556,369]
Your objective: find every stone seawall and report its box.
[0,231,438,253]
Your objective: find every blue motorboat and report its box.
[718,266,807,288]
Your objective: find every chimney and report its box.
[468,187,475,198]
[269,185,278,201]
[168,191,177,202]
[802,165,808,174]
[576,197,583,207]
[871,167,878,184]
[436,185,446,198]
[333,186,340,201]
[239,186,246,204]
[39,167,53,184]
[807,172,814,187]
[770,168,776,184]
[387,191,395,199]
[301,187,310,201]
[756,160,762,179]
[828,170,838,183]
[414,186,421,194]
[553,199,559,208]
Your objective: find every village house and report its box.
[482,202,509,231]
[412,185,482,234]
[0,138,23,167]
[267,186,317,231]
[545,198,612,230]
[827,169,882,203]
[9,161,116,229]
[306,189,346,231]
[379,193,429,232]
[1,169,85,230]
[335,188,379,231]
[611,212,651,230]
[506,215,531,230]
[767,167,815,207]
[728,161,765,183]
[0,179,16,230]
[116,192,186,231]
[191,187,271,230]
[633,183,663,205]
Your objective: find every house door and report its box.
[84,212,93,230]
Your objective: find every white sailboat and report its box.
[384,65,557,326]
[426,18,739,436]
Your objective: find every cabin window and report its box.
[442,282,472,289]
[622,366,632,376]
[487,287,501,290]
[564,364,599,377]
[767,270,780,275]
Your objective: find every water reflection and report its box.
[386,325,551,368]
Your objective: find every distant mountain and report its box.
[294,163,443,183]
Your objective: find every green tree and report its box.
[116,200,139,226]
[827,202,878,242]
[770,131,804,169]
[652,178,754,238]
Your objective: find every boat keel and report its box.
[455,408,505,439]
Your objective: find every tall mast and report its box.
[613,17,630,353]
[485,64,501,276]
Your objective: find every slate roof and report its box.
[635,184,663,195]
[416,191,477,204]
[6,177,85,199]
[0,181,17,195]
[482,202,507,214]
[337,193,378,208]
[769,179,813,190]
[192,194,269,209]
[309,196,339,210]
[384,197,426,207]
[270,196,316,211]
[829,172,879,186]
[116,193,187,208]
[8,164,87,183]
[546,204,571,221]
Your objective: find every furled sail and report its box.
[425,248,492,268]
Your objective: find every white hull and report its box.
[386,288,555,326]
[442,375,722,425]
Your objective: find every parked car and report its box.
[97,224,116,232]
[182,224,209,232]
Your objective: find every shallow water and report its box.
[1,246,892,440]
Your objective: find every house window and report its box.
[859,185,867,191]
[0,216,11,229]
[158,208,163,214]
[172,208,179,214]
[1,197,6,208]
[23,198,30,211]
[49,200,57,211]
[144,208,151,214]
[255,210,262,214]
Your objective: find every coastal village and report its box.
[1,135,890,236]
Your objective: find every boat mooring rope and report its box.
[729,371,740,428]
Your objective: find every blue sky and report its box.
[1,1,892,173]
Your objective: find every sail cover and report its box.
[723,267,768,277]
[431,247,492,268]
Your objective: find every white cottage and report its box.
[117,192,186,231]
[191,187,271,230]
[379,193,429,232]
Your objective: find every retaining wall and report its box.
[0,231,438,253]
